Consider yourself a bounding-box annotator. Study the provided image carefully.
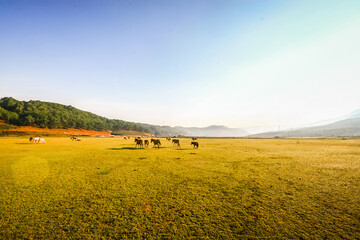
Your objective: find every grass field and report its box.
[0,137,359,239]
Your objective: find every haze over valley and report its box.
[1,97,359,138]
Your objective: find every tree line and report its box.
[0,97,151,133]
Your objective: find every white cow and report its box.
[29,137,46,144]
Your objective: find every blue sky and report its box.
[1,0,360,132]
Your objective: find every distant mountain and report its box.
[249,110,360,138]
[346,109,360,119]
[139,123,186,137]
[244,125,279,135]
[175,125,249,137]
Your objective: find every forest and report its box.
[0,97,151,133]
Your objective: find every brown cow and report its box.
[151,138,161,148]
[172,139,180,147]
[134,138,143,149]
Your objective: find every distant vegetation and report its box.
[0,122,16,130]
[0,97,151,133]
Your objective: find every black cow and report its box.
[191,141,199,148]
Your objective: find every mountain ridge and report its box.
[249,114,360,138]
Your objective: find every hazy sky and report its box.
[1,0,360,131]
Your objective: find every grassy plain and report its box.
[0,137,359,239]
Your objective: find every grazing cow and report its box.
[134,138,143,149]
[192,137,197,140]
[144,139,149,147]
[30,137,46,144]
[70,136,81,141]
[151,138,161,148]
[172,139,180,147]
[166,137,171,141]
[191,141,199,148]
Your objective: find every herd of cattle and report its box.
[29,136,199,149]
[131,136,199,149]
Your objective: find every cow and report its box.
[191,141,199,148]
[70,136,81,141]
[172,139,180,147]
[124,136,128,140]
[144,139,149,147]
[134,138,143,149]
[192,137,197,140]
[29,137,46,144]
[151,138,161,148]
[166,137,171,141]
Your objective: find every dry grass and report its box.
[0,137,359,239]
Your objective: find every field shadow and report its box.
[97,170,110,175]
[108,147,140,150]
[108,147,167,150]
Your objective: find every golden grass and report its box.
[0,137,359,239]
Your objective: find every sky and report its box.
[1,0,360,133]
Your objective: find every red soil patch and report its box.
[4,126,111,136]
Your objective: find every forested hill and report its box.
[0,97,151,133]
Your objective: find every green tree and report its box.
[25,115,35,125]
